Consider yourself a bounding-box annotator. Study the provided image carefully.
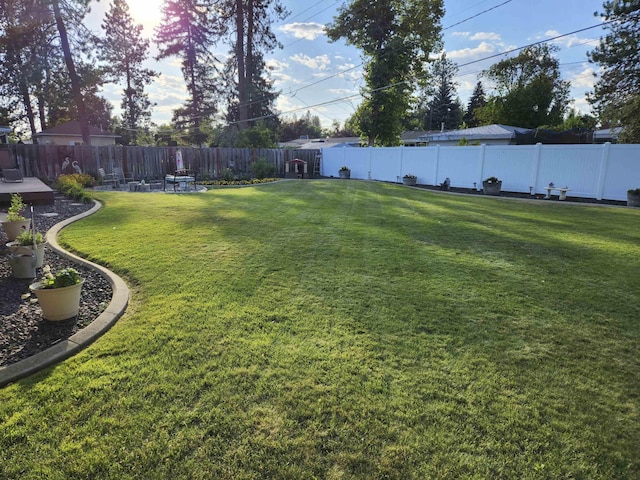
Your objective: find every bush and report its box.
[250,158,276,179]
[63,173,96,188]
[219,168,235,182]
[54,174,93,203]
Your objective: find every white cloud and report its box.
[280,22,326,40]
[569,66,597,89]
[543,30,598,48]
[572,96,593,115]
[469,32,501,41]
[266,58,296,83]
[447,42,496,60]
[335,62,361,81]
[290,53,331,70]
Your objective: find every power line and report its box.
[443,0,514,31]
[235,0,516,115]
[233,18,619,126]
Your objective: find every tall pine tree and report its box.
[155,0,220,145]
[100,0,158,145]
[463,81,487,128]
[588,1,640,143]
[426,53,462,131]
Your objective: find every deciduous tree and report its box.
[476,44,570,128]
[326,0,444,146]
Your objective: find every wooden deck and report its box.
[0,177,54,205]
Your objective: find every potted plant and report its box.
[403,174,417,186]
[338,166,351,179]
[627,188,640,207]
[29,265,84,321]
[1,193,31,241]
[482,176,502,196]
[7,229,46,268]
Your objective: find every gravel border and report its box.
[1,196,113,368]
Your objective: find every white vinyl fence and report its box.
[321,143,640,201]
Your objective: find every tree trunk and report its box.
[51,0,91,145]
[236,0,248,130]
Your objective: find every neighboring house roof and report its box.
[420,124,532,143]
[33,120,118,140]
[280,136,362,149]
[593,126,623,142]
[401,130,430,141]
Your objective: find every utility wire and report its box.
[443,0,514,31]
[230,18,623,126]
[244,0,516,110]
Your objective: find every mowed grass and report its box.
[1,180,639,479]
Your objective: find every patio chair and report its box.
[0,149,23,182]
[113,167,134,184]
[98,167,119,189]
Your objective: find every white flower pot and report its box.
[1,220,31,241]
[6,241,46,268]
[30,280,84,321]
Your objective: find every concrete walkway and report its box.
[0,201,130,387]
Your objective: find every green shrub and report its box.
[250,158,276,179]
[220,168,235,182]
[54,174,94,203]
[15,230,44,245]
[7,193,26,221]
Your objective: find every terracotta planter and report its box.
[1,220,31,241]
[6,241,46,268]
[627,191,640,207]
[338,170,351,179]
[30,280,84,321]
[482,180,502,196]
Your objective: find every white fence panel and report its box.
[535,145,602,198]
[483,145,536,193]
[370,147,401,182]
[436,146,480,188]
[322,143,640,201]
[604,145,640,201]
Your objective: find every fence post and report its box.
[530,143,542,195]
[476,144,486,190]
[596,142,611,200]
[434,145,440,186]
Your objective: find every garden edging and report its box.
[0,201,130,387]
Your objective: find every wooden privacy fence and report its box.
[3,144,320,182]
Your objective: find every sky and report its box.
[85,0,608,130]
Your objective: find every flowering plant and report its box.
[38,265,82,289]
[403,173,417,179]
[339,165,350,171]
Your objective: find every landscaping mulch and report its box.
[1,196,112,367]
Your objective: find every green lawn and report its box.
[1,180,639,479]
